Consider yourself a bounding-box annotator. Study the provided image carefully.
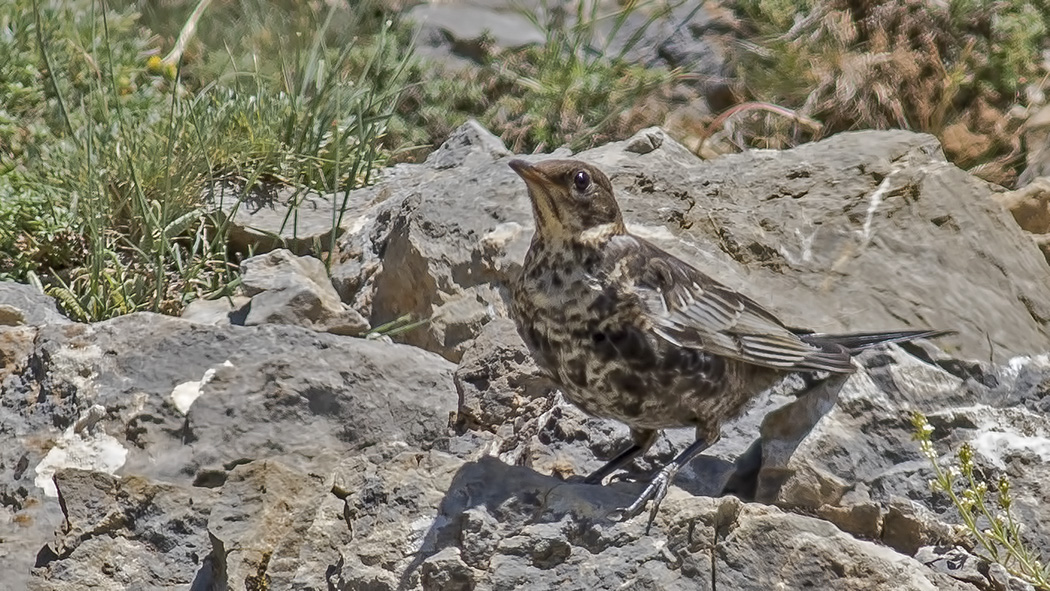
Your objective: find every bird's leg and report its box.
[584,428,658,484]
[611,434,714,533]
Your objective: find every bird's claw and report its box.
[609,466,675,533]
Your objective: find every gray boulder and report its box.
[407,3,545,66]
[35,468,219,590]
[333,122,1050,363]
[204,181,375,256]
[181,249,370,335]
[1,311,457,589]
[0,281,69,327]
[331,120,523,363]
[239,249,370,335]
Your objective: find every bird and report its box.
[507,157,950,529]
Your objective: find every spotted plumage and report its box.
[507,158,951,527]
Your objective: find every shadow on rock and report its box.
[401,456,645,589]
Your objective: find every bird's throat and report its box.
[528,188,565,237]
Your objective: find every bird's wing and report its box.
[616,237,856,373]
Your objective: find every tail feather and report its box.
[800,329,954,354]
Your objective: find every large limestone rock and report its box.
[1,310,457,590]
[332,122,1050,363]
[331,120,525,362]
[238,248,370,335]
[6,121,1050,591]
[30,444,982,590]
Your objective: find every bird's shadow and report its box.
[397,448,762,589]
[397,456,647,589]
[398,372,848,588]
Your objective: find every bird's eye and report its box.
[573,170,591,192]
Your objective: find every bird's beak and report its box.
[509,158,565,234]
[509,159,548,186]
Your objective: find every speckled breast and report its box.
[510,245,737,431]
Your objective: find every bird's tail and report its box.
[800,329,953,354]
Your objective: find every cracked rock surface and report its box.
[3,123,1050,590]
[332,122,1050,363]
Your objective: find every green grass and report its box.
[912,412,1049,589]
[1,0,681,322]
[0,0,411,320]
[387,0,682,159]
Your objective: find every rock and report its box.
[32,404,127,498]
[32,469,218,590]
[407,3,545,66]
[420,547,479,591]
[203,179,385,256]
[715,504,975,591]
[240,249,370,335]
[425,118,511,170]
[881,498,961,555]
[180,294,251,326]
[987,561,1038,591]
[331,121,526,362]
[453,317,553,434]
[817,500,883,540]
[333,123,1050,364]
[1017,104,1050,187]
[208,457,337,591]
[991,178,1050,265]
[179,250,371,334]
[624,126,665,154]
[3,311,457,587]
[913,546,990,589]
[0,324,35,384]
[0,281,70,327]
[752,373,851,504]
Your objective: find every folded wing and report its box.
[622,237,883,373]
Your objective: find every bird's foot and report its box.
[609,464,677,534]
[606,437,709,533]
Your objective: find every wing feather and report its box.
[618,237,856,373]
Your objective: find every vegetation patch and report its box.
[387,0,683,159]
[913,412,1050,589]
[0,0,410,320]
[727,0,1049,184]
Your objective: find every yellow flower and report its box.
[146,55,164,75]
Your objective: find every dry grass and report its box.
[725,0,1047,185]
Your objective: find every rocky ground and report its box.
[3,123,1050,590]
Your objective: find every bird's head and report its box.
[509,159,625,242]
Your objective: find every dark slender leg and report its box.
[584,428,657,485]
[613,435,713,533]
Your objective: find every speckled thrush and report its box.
[507,157,950,529]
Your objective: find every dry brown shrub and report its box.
[725,0,1043,185]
